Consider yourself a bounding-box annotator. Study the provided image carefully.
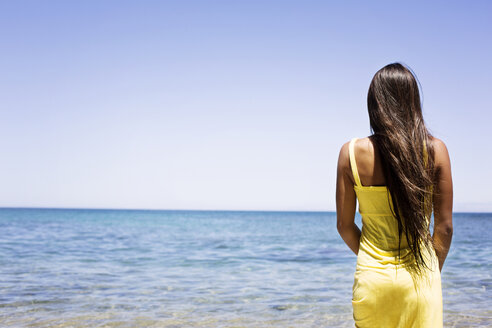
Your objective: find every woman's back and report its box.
[350,137,412,251]
[349,137,442,327]
[350,137,433,250]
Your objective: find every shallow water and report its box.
[0,209,490,327]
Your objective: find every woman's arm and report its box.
[432,138,453,272]
[336,142,360,255]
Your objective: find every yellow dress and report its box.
[349,138,442,328]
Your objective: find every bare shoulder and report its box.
[430,137,451,167]
[431,137,448,151]
[338,137,370,162]
[337,140,356,184]
[337,140,351,169]
[355,137,373,152]
[353,137,375,166]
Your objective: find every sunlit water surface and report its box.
[0,209,490,327]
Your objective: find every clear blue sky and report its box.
[1,0,491,211]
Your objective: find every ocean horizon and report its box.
[0,208,490,327]
[3,206,491,214]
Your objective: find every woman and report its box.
[336,63,453,327]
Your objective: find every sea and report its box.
[0,208,490,327]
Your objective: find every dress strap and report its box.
[349,138,362,187]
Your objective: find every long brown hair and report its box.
[367,62,435,272]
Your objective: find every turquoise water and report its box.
[0,208,490,327]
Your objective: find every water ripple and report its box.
[0,209,489,327]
